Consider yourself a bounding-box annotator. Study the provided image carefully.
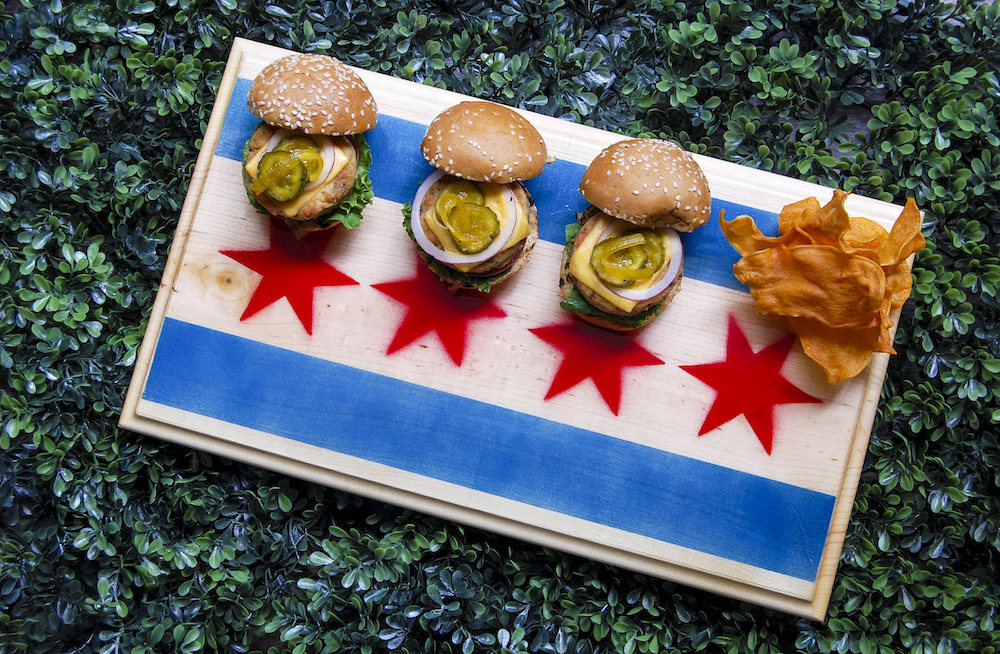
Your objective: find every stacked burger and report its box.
[405,101,546,291]
[242,53,378,232]
[560,139,711,330]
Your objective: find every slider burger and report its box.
[406,101,546,291]
[559,138,710,330]
[242,53,377,231]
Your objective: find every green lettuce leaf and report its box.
[559,285,663,329]
[564,222,582,256]
[240,135,269,214]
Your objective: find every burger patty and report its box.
[245,123,359,225]
[417,175,535,276]
[562,210,683,316]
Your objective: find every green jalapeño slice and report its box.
[252,150,309,202]
[434,180,485,228]
[591,229,665,287]
[274,135,323,182]
[445,202,501,254]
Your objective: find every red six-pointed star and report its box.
[680,315,822,454]
[372,261,507,366]
[530,320,665,415]
[220,217,359,335]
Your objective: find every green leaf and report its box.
[2,5,1000,654]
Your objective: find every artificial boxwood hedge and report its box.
[1,1,999,653]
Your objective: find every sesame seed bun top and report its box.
[247,53,378,135]
[420,101,547,184]
[579,139,711,232]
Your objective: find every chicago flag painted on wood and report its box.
[122,39,911,619]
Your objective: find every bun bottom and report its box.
[574,310,647,332]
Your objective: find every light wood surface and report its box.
[121,38,908,620]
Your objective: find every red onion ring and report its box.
[594,222,683,301]
[262,128,339,191]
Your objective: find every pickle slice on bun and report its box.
[560,138,710,330]
[242,53,378,232]
[405,101,546,292]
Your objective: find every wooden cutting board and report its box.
[121,37,909,619]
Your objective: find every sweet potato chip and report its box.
[787,317,881,384]
[719,213,804,256]
[734,245,886,329]
[842,216,888,252]
[791,189,852,247]
[777,197,822,235]
[721,192,925,383]
[879,199,924,265]
[884,261,915,309]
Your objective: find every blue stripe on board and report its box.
[145,318,833,581]
[215,78,258,162]
[215,77,776,292]
[688,198,778,290]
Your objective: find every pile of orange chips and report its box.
[720,190,925,383]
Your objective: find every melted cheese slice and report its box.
[568,213,674,313]
[421,182,530,273]
[245,135,353,217]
